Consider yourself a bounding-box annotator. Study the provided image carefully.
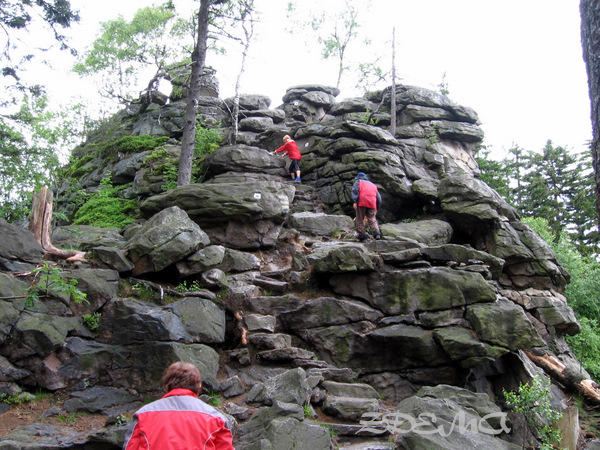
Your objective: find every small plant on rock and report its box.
[503,376,563,450]
[26,263,88,307]
[83,312,101,331]
[175,280,202,292]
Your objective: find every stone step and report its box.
[306,367,359,383]
[321,380,380,399]
[322,395,380,421]
[255,346,315,362]
[244,314,276,333]
[247,333,291,351]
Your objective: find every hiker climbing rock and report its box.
[271,134,302,182]
[351,172,382,241]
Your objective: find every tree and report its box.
[580,0,600,229]
[1,0,79,86]
[215,0,257,144]
[475,146,512,201]
[0,94,80,222]
[519,141,578,242]
[477,140,600,255]
[565,149,599,255]
[73,3,193,105]
[286,0,371,89]
[178,0,211,187]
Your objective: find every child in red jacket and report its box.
[271,134,302,182]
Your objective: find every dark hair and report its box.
[162,362,202,395]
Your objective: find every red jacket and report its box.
[122,389,234,450]
[353,180,380,209]
[275,140,301,160]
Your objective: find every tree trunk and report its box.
[29,187,85,261]
[177,0,210,186]
[580,0,600,228]
[525,350,600,403]
[231,20,254,145]
[390,27,397,137]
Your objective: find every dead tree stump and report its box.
[29,187,86,261]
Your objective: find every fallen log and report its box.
[29,187,86,261]
[524,349,600,403]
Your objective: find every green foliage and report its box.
[475,146,512,201]
[207,392,221,406]
[0,392,33,405]
[73,3,193,102]
[26,263,87,307]
[566,318,600,381]
[524,217,600,382]
[286,0,372,89]
[175,280,202,292]
[438,72,450,96]
[0,94,80,222]
[478,141,598,255]
[1,0,79,84]
[114,414,128,426]
[144,147,179,191]
[72,175,137,228]
[83,312,102,331]
[57,412,85,423]
[303,404,313,418]
[102,135,170,158]
[503,376,563,449]
[194,124,222,157]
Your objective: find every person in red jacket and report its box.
[122,361,234,450]
[351,172,382,242]
[271,134,302,182]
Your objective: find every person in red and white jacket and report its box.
[351,172,382,242]
[122,362,234,450]
[271,134,302,182]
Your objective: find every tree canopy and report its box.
[1,0,79,85]
[477,140,598,256]
[73,3,193,104]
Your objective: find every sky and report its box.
[26,0,594,160]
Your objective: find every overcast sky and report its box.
[42,0,592,160]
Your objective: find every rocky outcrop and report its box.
[0,82,595,449]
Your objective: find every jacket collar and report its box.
[162,388,198,399]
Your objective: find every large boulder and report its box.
[393,384,516,449]
[101,297,226,345]
[203,144,285,178]
[245,368,310,407]
[0,219,44,271]
[139,181,295,249]
[381,219,453,245]
[236,401,333,450]
[330,267,497,315]
[124,206,210,275]
[466,299,545,350]
[307,243,375,273]
[278,297,383,330]
[300,322,450,371]
[288,212,354,236]
[438,174,519,229]
[176,245,261,277]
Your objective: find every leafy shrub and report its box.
[26,263,88,307]
[194,124,221,156]
[524,217,600,382]
[102,135,169,157]
[145,147,178,191]
[73,175,136,228]
[565,318,600,381]
[503,376,562,449]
